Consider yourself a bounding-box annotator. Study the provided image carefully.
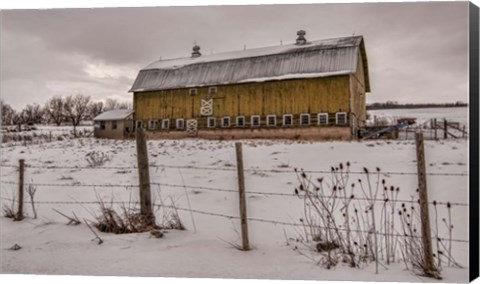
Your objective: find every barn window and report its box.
[100,121,106,130]
[189,88,198,96]
[222,117,231,128]
[300,114,310,126]
[111,121,117,130]
[207,117,216,128]
[148,120,157,130]
[176,119,185,129]
[266,115,277,127]
[162,119,170,129]
[336,112,347,125]
[283,114,293,126]
[251,115,260,127]
[318,113,328,125]
[236,116,245,127]
[208,86,217,94]
[136,120,143,129]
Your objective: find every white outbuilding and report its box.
[93,109,134,139]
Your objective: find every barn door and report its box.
[186,119,198,137]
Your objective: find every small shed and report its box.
[93,109,134,139]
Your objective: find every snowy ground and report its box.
[0,105,472,283]
[0,134,470,283]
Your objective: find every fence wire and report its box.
[0,163,468,177]
[0,196,468,244]
[0,180,469,207]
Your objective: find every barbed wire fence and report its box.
[367,116,468,141]
[0,136,469,277]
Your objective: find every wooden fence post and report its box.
[443,119,448,139]
[434,119,438,140]
[235,142,250,251]
[136,127,154,225]
[415,132,438,278]
[16,159,25,221]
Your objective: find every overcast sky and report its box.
[0,1,472,110]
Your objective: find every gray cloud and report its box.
[0,2,470,110]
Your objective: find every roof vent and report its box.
[191,44,201,58]
[295,30,307,45]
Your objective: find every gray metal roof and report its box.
[130,35,370,93]
[93,109,134,121]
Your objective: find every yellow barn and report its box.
[129,31,370,140]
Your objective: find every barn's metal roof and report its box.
[130,35,370,93]
[93,109,133,121]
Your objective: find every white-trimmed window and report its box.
[318,113,328,125]
[300,114,311,126]
[189,88,198,96]
[136,120,144,129]
[222,116,231,128]
[148,120,157,130]
[208,86,217,95]
[111,121,117,129]
[266,115,277,127]
[336,112,347,125]
[207,117,216,128]
[176,118,185,129]
[236,116,245,127]
[251,115,261,127]
[283,114,293,126]
[161,119,170,129]
[100,121,106,130]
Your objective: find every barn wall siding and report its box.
[134,75,351,122]
[349,53,367,132]
[145,127,352,141]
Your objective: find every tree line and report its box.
[1,95,132,137]
[366,101,468,110]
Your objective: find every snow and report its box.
[237,71,352,83]
[0,108,471,283]
[142,36,362,70]
[93,109,133,121]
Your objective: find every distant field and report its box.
[367,107,469,126]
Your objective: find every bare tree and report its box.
[104,98,120,111]
[44,96,65,126]
[1,100,15,126]
[64,94,91,137]
[11,110,24,131]
[23,103,43,125]
[117,101,133,110]
[89,101,104,119]
[104,98,132,111]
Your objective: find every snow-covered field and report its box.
[367,107,469,127]
[0,107,471,284]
